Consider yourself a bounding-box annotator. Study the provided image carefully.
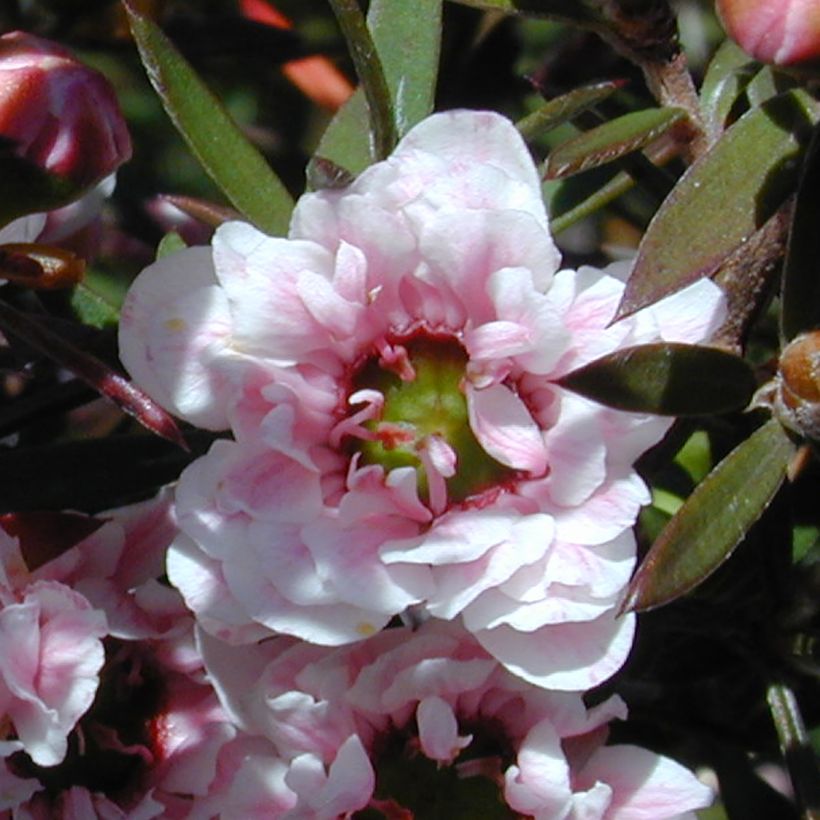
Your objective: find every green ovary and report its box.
[355,337,512,505]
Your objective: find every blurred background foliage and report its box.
[2,1,820,818]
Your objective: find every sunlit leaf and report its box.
[328,0,396,161]
[781,122,820,342]
[70,279,122,329]
[699,39,755,140]
[517,81,624,143]
[314,0,442,175]
[156,231,187,259]
[124,1,294,236]
[557,343,756,415]
[617,89,820,320]
[622,419,796,613]
[545,107,686,179]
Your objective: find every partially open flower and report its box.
[0,494,244,817]
[199,620,715,819]
[120,109,724,691]
[0,31,131,191]
[716,0,820,66]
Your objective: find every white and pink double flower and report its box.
[119,109,724,690]
[198,619,714,819]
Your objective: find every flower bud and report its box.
[716,0,820,66]
[769,330,820,440]
[0,31,132,191]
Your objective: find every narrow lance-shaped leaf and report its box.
[0,300,186,448]
[314,0,442,176]
[545,107,686,179]
[781,122,820,342]
[621,419,796,613]
[557,342,756,416]
[698,39,755,142]
[617,89,820,320]
[123,1,294,236]
[516,80,624,143]
[328,0,396,161]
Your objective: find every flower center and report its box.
[348,334,513,508]
[358,723,519,819]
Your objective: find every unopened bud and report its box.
[0,31,132,191]
[716,0,820,67]
[764,330,820,440]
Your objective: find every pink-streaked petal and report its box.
[416,696,471,762]
[474,610,636,690]
[548,473,650,545]
[503,719,573,818]
[576,744,714,819]
[118,247,235,429]
[213,221,336,359]
[467,383,548,475]
[641,277,726,344]
[285,736,374,818]
[541,393,607,506]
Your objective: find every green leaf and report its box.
[70,281,121,329]
[124,1,294,236]
[622,419,796,613]
[314,0,442,176]
[699,39,756,140]
[781,122,820,342]
[545,107,686,179]
[517,81,624,143]
[557,343,757,415]
[156,231,187,259]
[617,89,820,320]
[328,0,396,161]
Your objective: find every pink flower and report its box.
[198,620,714,819]
[0,31,131,190]
[716,0,820,66]
[0,495,245,818]
[0,529,106,770]
[119,109,724,690]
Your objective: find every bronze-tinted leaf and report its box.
[699,39,755,141]
[517,81,625,142]
[621,419,795,613]
[617,89,820,320]
[545,107,686,179]
[557,342,756,415]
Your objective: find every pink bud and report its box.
[716,0,820,66]
[0,31,132,190]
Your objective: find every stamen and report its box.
[377,339,416,381]
[417,435,456,515]
[329,389,383,447]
